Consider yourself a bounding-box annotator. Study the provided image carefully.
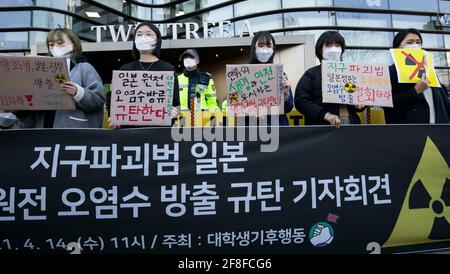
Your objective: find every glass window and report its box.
[0,0,33,7]
[29,31,49,49]
[282,0,332,8]
[284,11,333,28]
[431,51,447,67]
[0,32,28,49]
[421,33,444,48]
[35,0,68,10]
[340,31,393,47]
[200,0,231,9]
[334,0,389,9]
[337,12,391,27]
[440,0,450,13]
[152,0,198,19]
[389,0,439,13]
[285,29,328,43]
[234,0,281,17]
[152,6,171,21]
[149,0,171,3]
[132,0,152,20]
[0,0,32,7]
[445,34,450,66]
[342,49,392,64]
[234,14,283,34]
[392,14,434,30]
[32,11,66,28]
[0,11,31,27]
[93,0,124,12]
[435,69,449,85]
[201,6,233,22]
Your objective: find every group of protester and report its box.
[1,23,449,129]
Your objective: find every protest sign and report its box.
[322,61,393,107]
[226,64,284,116]
[0,55,75,110]
[110,70,175,126]
[390,48,441,88]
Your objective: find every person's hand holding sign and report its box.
[414,72,430,94]
[414,53,430,94]
[108,117,121,129]
[324,112,341,128]
[61,81,82,97]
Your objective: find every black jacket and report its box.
[294,65,362,125]
[383,65,450,124]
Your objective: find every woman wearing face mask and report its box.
[294,31,366,128]
[247,31,294,126]
[107,23,180,128]
[384,28,450,124]
[16,28,105,128]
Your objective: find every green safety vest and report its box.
[221,99,228,113]
[178,73,220,111]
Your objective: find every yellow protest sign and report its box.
[390,48,441,88]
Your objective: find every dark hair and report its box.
[46,28,82,59]
[248,31,276,64]
[393,28,423,48]
[132,22,162,59]
[315,31,346,61]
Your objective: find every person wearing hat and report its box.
[384,28,450,124]
[177,49,220,112]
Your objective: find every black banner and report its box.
[0,125,449,254]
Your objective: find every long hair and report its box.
[248,31,276,64]
[131,22,162,59]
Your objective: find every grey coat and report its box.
[20,61,105,128]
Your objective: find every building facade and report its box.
[1,0,450,85]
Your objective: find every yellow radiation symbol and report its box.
[54,74,66,84]
[229,92,239,104]
[383,137,450,248]
[344,82,356,93]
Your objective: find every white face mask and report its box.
[183,58,196,69]
[50,44,73,58]
[323,46,342,61]
[135,36,157,52]
[403,43,422,49]
[255,47,274,63]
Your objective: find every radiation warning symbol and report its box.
[344,82,356,93]
[402,51,426,80]
[383,137,450,248]
[54,74,66,84]
[228,91,239,104]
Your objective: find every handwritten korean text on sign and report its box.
[0,55,74,110]
[322,61,393,107]
[226,64,285,116]
[111,70,175,126]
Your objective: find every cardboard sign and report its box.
[322,61,393,107]
[390,48,441,88]
[0,55,75,110]
[110,70,175,126]
[226,64,285,116]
